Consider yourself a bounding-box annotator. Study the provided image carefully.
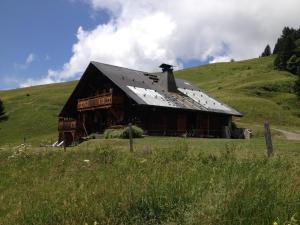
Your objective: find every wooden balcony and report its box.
[77,93,124,111]
[58,120,77,131]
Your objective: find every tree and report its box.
[274,37,296,70]
[282,26,295,38]
[294,66,300,99]
[0,98,8,122]
[287,54,300,74]
[273,27,297,54]
[295,75,300,99]
[273,38,282,54]
[261,44,271,57]
[297,66,300,76]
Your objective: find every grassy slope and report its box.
[0,81,77,145]
[1,56,300,224]
[0,56,300,145]
[176,56,300,129]
[0,138,299,224]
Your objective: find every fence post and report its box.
[264,121,273,157]
[129,123,133,152]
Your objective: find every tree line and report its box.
[264,26,300,98]
[273,27,300,75]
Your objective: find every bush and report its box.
[103,129,124,139]
[295,75,300,99]
[104,125,143,139]
[0,98,8,122]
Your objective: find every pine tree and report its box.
[273,27,297,54]
[295,75,300,99]
[273,38,282,54]
[282,26,294,37]
[297,66,300,76]
[0,98,8,122]
[294,66,300,99]
[261,44,271,57]
[274,37,296,70]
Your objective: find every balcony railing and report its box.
[58,120,77,131]
[77,93,124,111]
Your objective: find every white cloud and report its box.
[22,0,300,87]
[209,56,231,64]
[20,77,56,88]
[25,53,35,65]
[15,53,36,70]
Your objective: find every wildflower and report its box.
[140,158,147,163]
[94,221,98,225]
[273,222,278,225]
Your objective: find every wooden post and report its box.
[264,121,273,157]
[129,123,133,152]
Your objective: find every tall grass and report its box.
[0,141,299,224]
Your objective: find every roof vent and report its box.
[143,73,159,83]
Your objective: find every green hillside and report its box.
[1,56,300,225]
[0,81,77,145]
[176,56,300,127]
[0,56,299,145]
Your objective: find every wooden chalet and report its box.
[58,62,242,145]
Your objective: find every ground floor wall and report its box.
[137,107,231,138]
[59,106,232,145]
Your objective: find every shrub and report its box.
[103,129,124,139]
[295,75,300,99]
[122,125,143,138]
[0,98,8,122]
[104,125,143,139]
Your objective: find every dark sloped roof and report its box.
[90,61,242,116]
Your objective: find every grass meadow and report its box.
[0,137,299,225]
[1,56,300,146]
[0,56,300,224]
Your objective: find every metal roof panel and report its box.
[90,61,242,116]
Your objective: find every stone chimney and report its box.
[159,63,178,92]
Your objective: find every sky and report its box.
[0,0,300,90]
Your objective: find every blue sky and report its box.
[0,0,203,90]
[1,0,300,90]
[0,0,109,89]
